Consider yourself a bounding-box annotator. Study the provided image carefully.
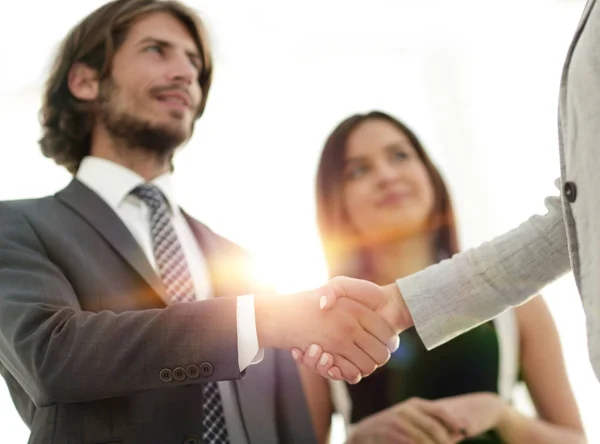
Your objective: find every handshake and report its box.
[255,277,413,384]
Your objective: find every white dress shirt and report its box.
[76,156,261,371]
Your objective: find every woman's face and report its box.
[342,119,436,241]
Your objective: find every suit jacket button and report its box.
[183,436,200,444]
[186,364,200,379]
[199,362,214,377]
[173,367,186,381]
[159,368,173,383]
[564,181,577,203]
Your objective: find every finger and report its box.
[450,431,467,443]
[332,355,362,384]
[380,429,414,444]
[291,348,304,364]
[302,344,323,372]
[392,431,416,444]
[341,341,381,378]
[327,366,343,380]
[323,299,388,376]
[395,414,435,444]
[316,352,334,378]
[354,331,391,372]
[420,402,467,436]
[318,289,337,311]
[381,422,418,444]
[326,276,384,311]
[357,303,399,351]
[400,405,453,444]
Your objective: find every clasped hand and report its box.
[266,276,409,383]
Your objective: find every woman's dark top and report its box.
[347,322,504,443]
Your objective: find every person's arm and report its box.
[0,203,243,407]
[493,296,586,443]
[0,203,396,405]
[397,190,570,350]
[312,184,572,382]
[297,364,333,444]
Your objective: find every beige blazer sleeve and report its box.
[398,184,571,349]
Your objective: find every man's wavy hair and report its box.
[39,0,213,174]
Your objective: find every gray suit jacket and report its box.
[399,0,600,381]
[0,179,315,444]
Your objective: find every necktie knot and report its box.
[130,184,167,211]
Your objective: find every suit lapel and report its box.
[577,0,596,32]
[182,212,267,298]
[56,179,167,301]
[182,212,278,443]
[183,213,231,298]
[562,0,597,74]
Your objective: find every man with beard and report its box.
[0,1,419,443]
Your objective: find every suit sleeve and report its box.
[398,183,571,349]
[274,349,318,444]
[0,202,241,408]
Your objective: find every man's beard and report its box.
[97,78,193,161]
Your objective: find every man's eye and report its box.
[146,45,163,54]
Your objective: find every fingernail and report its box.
[327,370,334,378]
[387,336,400,352]
[291,349,299,361]
[308,344,319,357]
[319,296,328,310]
[319,354,329,366]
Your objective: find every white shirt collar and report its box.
[76,156,179,213]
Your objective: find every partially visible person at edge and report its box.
[296,112,586,443]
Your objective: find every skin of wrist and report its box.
[383,283,414,331]
[493,395,516,433]
[254,293,282,349]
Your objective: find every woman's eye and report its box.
[393,150,408,161]
[347,165,368,179]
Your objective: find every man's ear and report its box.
[67,62,100,101]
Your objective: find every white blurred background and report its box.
[1,0,598,442]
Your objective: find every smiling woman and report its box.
[296,110,586,444]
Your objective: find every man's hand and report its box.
[291,276,414,382]
[254,278,399,382]
[346,397,468,444]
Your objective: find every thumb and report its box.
[321,276,384,311]
[317,285,337,311]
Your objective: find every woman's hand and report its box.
[346,397,467,444]
[433,392,508,439]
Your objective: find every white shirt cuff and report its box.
[237,294,264,371]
